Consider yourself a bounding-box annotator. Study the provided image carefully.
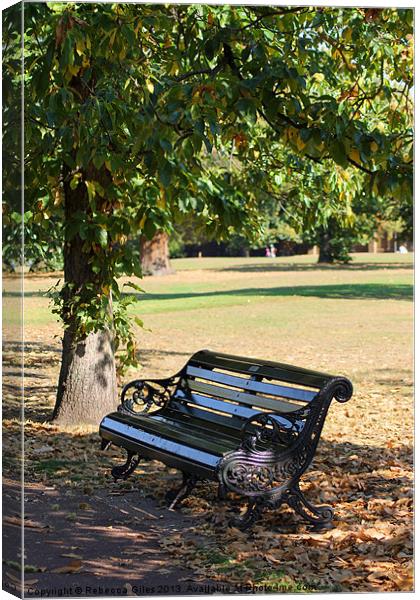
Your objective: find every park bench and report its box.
[99,349,353,530]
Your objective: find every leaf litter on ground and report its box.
[3,262,413,593]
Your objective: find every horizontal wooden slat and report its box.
[100,416,220,467]
[173,390,303,431]
[187,380,303,413]
[186,365,316,403]
[150,411,240,443]
[190,350,331,389]
[175,388,257,419]
[169,400,245,431]
[107,413,233,456]
[193,349,332,378]
[164,404,245,438]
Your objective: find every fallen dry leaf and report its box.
[4,516,49,530]
[50,559,82,574]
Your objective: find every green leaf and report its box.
[203,135,212,153]
[92,153,106,170]
[158,160,173,188]
[143,218,157,239]
[204,36,219,61]
[123,282,145,293]
[329,140,349,167]
[70,173,81,190]
[96,228,108,248]
[59,34,74,70]
[236,98,256,116]
[159,138,173,153]
[85,181,96,203]
[191,104,201,120]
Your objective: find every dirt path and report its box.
[4,479,231,597]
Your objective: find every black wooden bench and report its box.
[99,350,353,530]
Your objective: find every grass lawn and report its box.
[2,251,413,592]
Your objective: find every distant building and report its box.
[353,225,413,253]
[309,225,413,256]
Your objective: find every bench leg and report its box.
[228,499,263,531]
[111,450,140,482]
[217,482,228,500]
[166,472,198,510]
[284,484,334,527]
[101,439,112,451]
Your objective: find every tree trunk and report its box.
[317,231,334,263]
[140,230,174,276]
[53,171,118,425]
[53,327,117,424]
[238,244,250,257]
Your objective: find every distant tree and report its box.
[140,231,173,276]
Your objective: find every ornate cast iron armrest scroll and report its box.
[118,377,178,416]
[218,377,353,501]
[324,376,353,404]
[218,416,311,501]
[218,434,307,500]
[240,411,304,451]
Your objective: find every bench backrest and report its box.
[170,350,334,433]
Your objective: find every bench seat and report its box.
[101,410,242,475]
[99,349,353,530]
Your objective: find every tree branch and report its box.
[174,63,223,83]
[347,156,374,175]
[241,7,310,31]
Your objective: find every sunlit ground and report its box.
[2,252,413,591]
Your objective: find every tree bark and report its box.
[53,170,118,425]
[317,231,334,263]
[140,230,174,276]
[53,326,117,424]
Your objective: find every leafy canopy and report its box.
[2,3,413,368]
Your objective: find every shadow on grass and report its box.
[136,283,413,303]
[133,347,192,369]
[6,282,404,306]
[3,291,47,297]
[2,341,192,422]
[218,261,413,273]
[2,341,60,369]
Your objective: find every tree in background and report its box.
[3,4,412,423]
[140,231,173,276]
[265,155,381,264]
[228,5,414,263]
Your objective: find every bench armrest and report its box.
[119,376,178,416]
[218,437,307,500]
[219,380,352,500]
[240,411,304,451]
